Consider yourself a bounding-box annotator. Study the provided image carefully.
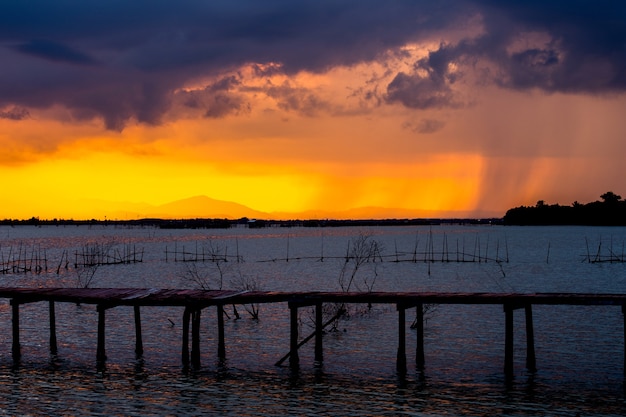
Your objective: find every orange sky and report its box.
[2,2,625,220]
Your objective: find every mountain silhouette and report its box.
[67,195,494,220]
[146,196,268,219]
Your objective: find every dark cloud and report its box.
[383,1,626,110]
[264,83,328,117]
[12,39,97,65]
[412,1,626,95]
[385,48,466,109]
[386,72,458,109]
[178,75,248,118]
[0,106,30,120]
[416,119,446,134]
[0,0,463,129]
[0,0,624,129]
[203,94,247,118]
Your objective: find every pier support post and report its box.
[11,300,20,362]
[289,303,299,369]
[217,304,226,361]
[397,304,407,376]
[182,307,191,367]
[49,301,58,355]
[504,304,514,377]
[525,304,536,373]
[622,304,626,378]
[415,303,425,372]
[191,309,201,368]
[97,305,107,363]
[315,302,323,364]
[134,305,143,357]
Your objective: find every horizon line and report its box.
[0,216,503,224]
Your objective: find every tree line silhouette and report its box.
[504,192,626,225]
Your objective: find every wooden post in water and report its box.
[191,309,201,368]
[397,304,407,375]
[217,304,226,360]
[415,303,425,372]
[315,302,323,364]
[11,299,20,362]
[97,305,107,363]
[289,303,299,368]
[182,307,191,367]
[504,304,514,377]
[525,304,536,372]
[623,304,626,377]
[134,305,143,356]
[49,301,57,355]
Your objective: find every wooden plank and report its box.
[49,301,57,355]
[415,304,425,372]
[504,304,514,377]
[0,287,624,308]
[397,304,407,376]
[314,302,323,364]
[11,300,20,362]
[289,303,299,368]
[217,304,226,360]
[97,305,106,362]
[134,305,143,356]
[525,304,536,372]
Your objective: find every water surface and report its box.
[0,225,624,416]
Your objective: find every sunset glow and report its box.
[1,2,625,220]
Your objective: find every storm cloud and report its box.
[1,0,625,130]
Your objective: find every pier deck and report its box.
[2,287,625,377]
[3,287,626,306]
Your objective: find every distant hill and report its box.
[147,196,268,219]
[155,198,476,220]
[39,195,496,221]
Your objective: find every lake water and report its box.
[0,224,625,416]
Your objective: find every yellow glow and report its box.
[0,108,486,219]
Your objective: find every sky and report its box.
[1,1,626,220]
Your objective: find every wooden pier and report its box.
[1,287,625,377]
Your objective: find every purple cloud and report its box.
[0,0,623,129]
[0,106,30,120]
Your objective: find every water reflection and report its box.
[0,360,624,415]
